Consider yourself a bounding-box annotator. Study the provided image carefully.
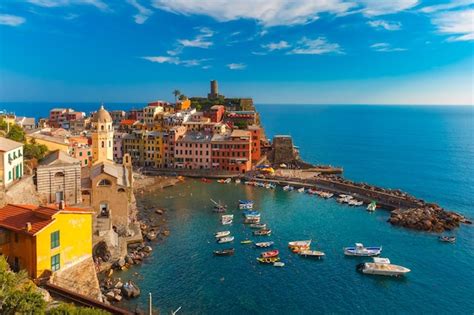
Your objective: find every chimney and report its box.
[26,222,32,232]
[59,200,65,210]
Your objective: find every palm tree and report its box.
[172,89,181,104]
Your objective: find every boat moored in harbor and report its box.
[215,231,230,238]
[217,236,235,244]
[344,243,382,256]
[261,250,279,258]
[367,201,377,212]
[253,229,271,236]
[239,200,254,209]
[214,248,235,256]
[257,257,280,264]
[299,250,325,259]
[255,241,274,248]
[357,257,410,277]
[439,236,456,243]
[283,185,294,191]
[241,239,252,244]
[250,223,267,229]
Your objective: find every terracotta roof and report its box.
[120,119,137,126]
[0,204,92,236]
[0,137,23,152]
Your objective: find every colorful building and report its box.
[211,130,252,173]
[91,105,114,163]
[205,105,225,123]
[174,132,212,170]
[0,137,24,190]
[248,125,263,162]
[0,203,93,279]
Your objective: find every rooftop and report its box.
[0,137,23,152]
[0,204,92,236]
[39,150,81,167]
[180,132,213,143]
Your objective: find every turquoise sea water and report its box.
[122,105,473,314]
[3,103,474,313]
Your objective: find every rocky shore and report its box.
[389,206,472,233]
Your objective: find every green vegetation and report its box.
[0,118,48,160]
[0,256,109,315]
[0,256,46,314]
[172,89,181,104]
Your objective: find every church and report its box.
[81,105,134,234]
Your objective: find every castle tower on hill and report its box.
[91,104,114,163]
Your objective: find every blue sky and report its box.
[0,0,473,105]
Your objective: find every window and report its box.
[79,152,83,156]
[84,159,88,165]
[51,231,60,249]
[51,254,60,272]
[8,171,11,180]
[98,179,112,186]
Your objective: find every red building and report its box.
[205,105,225,123]
[211,130,252,173]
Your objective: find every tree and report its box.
[5,124,25,142]
[46,303,109,315]
[172,89,181,104]
[0,256,46,314]
[178,94,187,101]
[24,142,48,160]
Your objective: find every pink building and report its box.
[174,132,212,170]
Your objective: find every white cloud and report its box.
[288,37,342,55]
[0,14,26,26]
[419,0,472,14]
[367,19,402,31]
[152,0,354,27]
[127,0,153,24]
[227,63,246,70]
[27,0,108,10]
[357,0,419,16]
[251,51,267,56]
[431,9,474,42]
[262,40,290,51]
[142,56,209,67]
[371,42,406,52]
[64,13,79,20]
[178,27,214,48]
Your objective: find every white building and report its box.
[143,104,164,125]
[0,137,24,190]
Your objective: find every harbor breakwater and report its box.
[246,173,471,233]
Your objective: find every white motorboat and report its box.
[217,236,235,244]
[299,250,325,259]
[283,185,294,191]
[357,257,411,277]
[235,179,241,184]
[222,214,234,221]
[273,262,285,267]
[255,241,274,248]
[222,219,233,225]
[367,201,377,212]
[239,200,254,209]
[344,243,382,256]
[215,231,230,238]
[297,187,305,193]
[288,240,312,248]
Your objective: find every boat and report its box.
[283,185,294,191]
[288,240,312,248]
[244,217,261,224]
[261,250,279,258]
[299,250,325,259]
[357,257,411,277]
[221,215,234,225]
[242,210,260,216]
[265,183,276,189]
[250,223,267,229]
[439,236,456,243]
[211,199,227,213]
[307,189,317,195]
[273,262,285,267]
[367,201,377,212]
[217,179,225,184]
[255,241,274,248]
[213,248,235,256]
[217,236,234,243]
[215,231,230,238]
[235,179,241,184]
[222,219,233,225]
[201,178,211,183]
[253,229,271,236]
[239,200,254,209]
[348,199,364,207]
[257,257,280,264]
[224,178,232,184]
[344,243,382,256]
[297,187,305,193]
[241,239,252,244]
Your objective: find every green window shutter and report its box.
[50,231,60,249]
[51,254,60,272]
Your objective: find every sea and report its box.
[2,103,474,314]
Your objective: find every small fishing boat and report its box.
[273,262,285,267]
[244,217,261,224]
[265,183,276,189]
[297,187,305,193]
[283,185,294,191]
[211,199,227,212]
[242,210,260,216]
[217,236,234,244]
[253,229,272,236]
[221,214,234,225]
[344,243,382,256]
[307,189,317,195]
[239,200,254,209]
[224,178,232,184]
[299,250,325,259]
[201,178,211,183]
[250,223,267,229]
[288,240,312,248]
[235,179,241,184]
[215,231,230,238]
[348,199,364,207]
[257,257,280,264]
[217,179,226,184]
[367,201,377,212]
[255,241,274,248]
[261,250,279,258]
[214,248,235,256]
[241,239,252,244]
[439,236,456,243]
[222,219,233,225]
[357,257,410,277]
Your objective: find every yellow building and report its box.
[26,132,70,153]
[122,130,164,167]
[0,203,93,279]
[91,105,114,163]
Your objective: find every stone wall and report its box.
[272,136,297,165]
[36,164,82,205]
[0,176,42,207]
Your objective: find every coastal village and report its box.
[0,81,471,313]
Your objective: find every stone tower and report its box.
[91,104,114,163]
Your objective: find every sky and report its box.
[0,0,473,105]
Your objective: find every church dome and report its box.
[92,105,112,123]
